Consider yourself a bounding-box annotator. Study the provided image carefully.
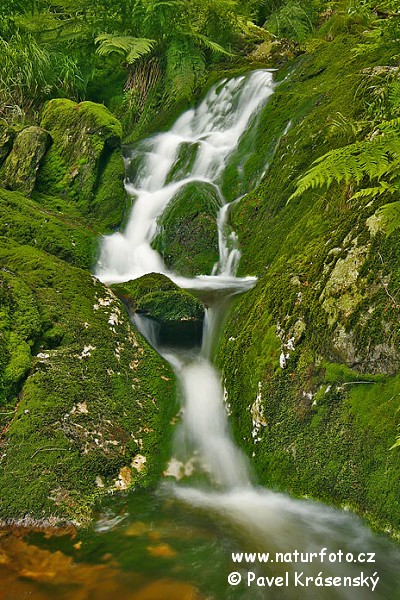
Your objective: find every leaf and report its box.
[95,35,156,64]
[288,121,400,202]
[191,32,234,56]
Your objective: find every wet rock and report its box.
[1,126,51,195]
[112,273,205,348]
[152,181,220,277]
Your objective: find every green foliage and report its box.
[95,34,156,64]
[374,201,400,237]
[0,33,86,123]
[319,0,376,40]
[264,1,315,42]
[290,119,400,202]
[92,0,245,105]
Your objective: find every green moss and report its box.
[0,188,96,269]
[91,149,128,232]
[111,273,178,310]
[36,99,125,231]
[216,32,400,534]
[0,243,176,525]
[0,126,51,196]
[152,181,220,277]
[137,290,204,323]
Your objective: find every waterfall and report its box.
[96,70,276,488]
[95,70,275,286]
[95,71,399,598]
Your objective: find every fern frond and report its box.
[350,181,399,200]
[164,38,205,104]
[191,32,234,56]
[376,200,400,237]
[265,1,313,43]
[95,34,156,64]
[326,111,363,142]
[289,126,400,202]
[390,437,400,450]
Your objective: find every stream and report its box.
[1,70,400,600]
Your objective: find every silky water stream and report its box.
[2,71,399,600]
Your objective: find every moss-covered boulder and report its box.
[136,289,204,322]
[112,273,178,310]
[36,99,127,231]
[0,244,176,526]
[152,181,220,276]
[112,273,205,348]
[0,121,14,166]
[1,126,51,196]
[216,34,400,534]
[0,188,95,269]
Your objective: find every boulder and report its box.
[0,122,14,166]
[0,249,175,526]
[152,181,220,277]
[112,273,205,348]
[1,126,51,196]
[36,99,126,230]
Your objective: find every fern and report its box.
[289,121,400,201]
[164,38,205,103]
[191,32,234,56]
[326,111,364,142]
[264,1,314,42]
[95,34,156,64]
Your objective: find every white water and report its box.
[95,70,274,285]
[96,71,399,598]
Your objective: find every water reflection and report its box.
[1,488,399,600]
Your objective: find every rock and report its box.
[36,99,126,230]
[1,126,51,196]
[0,122,14,167]
[0,249,175,526]
[320,241,368,326]
[136,290,204,323]
[152,181,220,277]
[112,273,205,348]
[112,273,177,311]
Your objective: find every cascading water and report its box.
[94,71,400,599]
[95,70,274,287]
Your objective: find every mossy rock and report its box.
[112,273,204,322]
[1,126,51,196]
[0,188,95,269]
[112,273,205,348]
[0,243,176,526]
[216,33,400,534]
[137,290,204,323]
[36,99,127,231]
[152,181,220,277]
[0,121,14,166]
[111,273,178,311]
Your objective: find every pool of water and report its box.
[1,486,399,600]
